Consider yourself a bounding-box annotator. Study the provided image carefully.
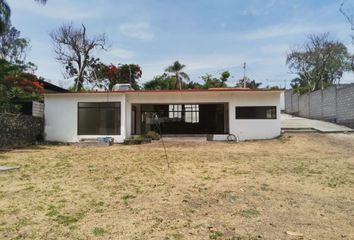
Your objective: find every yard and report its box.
[0,133,354,240]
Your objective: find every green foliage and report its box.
[0,0,46,35]
[123,135,151,145]
[121,194,136,205]
[235,77,262,89]
[0,0,11,35]
[287,33,349,93]
[144,131,160,140]
[46,205,83,226]
[144,71,231,90]
[108,64,142,90]
[92,63,142,90]
[209,231,224,240]
[0,59,42,113]
[143,74,175,90]
[93,227,108,236]
[0,25,30,64]
[165,61,190,89]
[239,209,260,218]
[201,71,230,89]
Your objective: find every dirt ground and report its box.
[0,133,354,240]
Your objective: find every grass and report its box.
[239,209,260,218]
[93,227,108,237]
[0,133,354,239]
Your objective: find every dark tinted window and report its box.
[236,106,276,119]
[78,102,121,135]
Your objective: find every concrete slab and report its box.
[281,114,354,133]
[0,166,20,171]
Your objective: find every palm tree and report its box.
[165,61,190,90]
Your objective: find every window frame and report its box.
[235,106,277,120]
[77,102,121,135]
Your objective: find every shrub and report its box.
[123,135,151,145]
[144,131,160,140]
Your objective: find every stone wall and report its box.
[0,113,44,148]
[284,84,354,128]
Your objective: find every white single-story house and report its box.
[44,88,283,143]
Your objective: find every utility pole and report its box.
[243,62,247,88]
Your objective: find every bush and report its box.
[123,135,151,145]
[144,131,160,140]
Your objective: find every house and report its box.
[44,88,283,142]
[36,79,69,93]
[16,79,68,118]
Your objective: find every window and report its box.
[78,102,121,135]
[184,104,199,123]
[168,104,182,119]
[235,106,276,119]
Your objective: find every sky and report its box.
[7,0,354,88]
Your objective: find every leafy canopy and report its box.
[286,33,349,94]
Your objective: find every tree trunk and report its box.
[176,72,181,90]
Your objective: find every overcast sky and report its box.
[8,0,354,88]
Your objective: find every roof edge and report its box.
[44,88,284,95]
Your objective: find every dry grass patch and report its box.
[0,133,354,239]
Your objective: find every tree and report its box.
[340,1,354,73]
[0,0,10,35]
[0,24,30,64]
[236,77,262,89]
[201,71,230,89]
[0,0,47,35]
[113,64,142,90]
[93,63,142,90]
[165,61,190,90]
[286,33,349,93]
[144,71,231,90]
[0,59,43,113]
[143,74,175,90]
[50,23,107,91]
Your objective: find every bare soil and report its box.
[0,133,354,240]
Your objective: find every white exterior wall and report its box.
[44,93,126,143]
[126,91,281,141]
[44,91,281,143]
[280,92,285,111]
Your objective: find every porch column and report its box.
[120,95,127,139]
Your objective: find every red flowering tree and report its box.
[94,63,142,90]
[4,73,44,95]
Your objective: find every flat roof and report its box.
[44,88,284,95]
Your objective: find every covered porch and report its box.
[131,103,229,135]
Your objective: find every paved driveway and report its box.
[281,114,353,133]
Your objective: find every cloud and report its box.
[99,47,136,63]
[238,23,348,41]
[10,0,99,20]
[260,44,290,55]
[118,22,154,40]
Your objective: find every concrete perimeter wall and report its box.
[284,84,354,128]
